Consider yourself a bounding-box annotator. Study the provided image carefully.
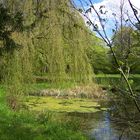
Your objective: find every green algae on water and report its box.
[25,96,107,113]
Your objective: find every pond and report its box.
[64,111,140,140]
[25,96,140,140]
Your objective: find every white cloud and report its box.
[84,0,140,38]
[92,0,140,16]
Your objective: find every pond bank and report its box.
[29,83,106,99]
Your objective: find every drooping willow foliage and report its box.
[0,0,94,99]
[33,0,93,83]
[0,0,35,101]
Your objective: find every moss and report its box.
[25,96,106,113]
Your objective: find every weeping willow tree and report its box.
[0,0,95,109]
[33,0,93,83]
[0,0,35,109]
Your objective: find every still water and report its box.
[64,111,140,140]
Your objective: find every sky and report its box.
[74,0,140,39]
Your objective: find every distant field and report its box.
[95,74,140,90]
[95,74,140,78]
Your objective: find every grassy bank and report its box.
[0,87,88,140]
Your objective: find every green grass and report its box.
[95,74,140,90]
[95,74,140,78]
[26,81,77,93]
[95,74,121,78]
[0,87,88,140]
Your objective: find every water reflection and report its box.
[64,111,140,140]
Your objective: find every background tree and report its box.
[112,26,140,74]
[87,36,112,74]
